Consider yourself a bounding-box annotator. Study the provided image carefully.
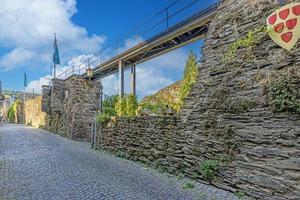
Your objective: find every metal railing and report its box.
[56,0,218,80]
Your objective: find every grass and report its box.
[183,182,195,189]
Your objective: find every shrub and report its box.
[200,159,219,180]
[115,96,126,116]
[126,94,138,116]
[235,191,246,199]
[183,182,195,189]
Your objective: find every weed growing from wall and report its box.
[222,26,271,64]
[263,67,300,115]
[209,87,258,113]
[200,159,219,180]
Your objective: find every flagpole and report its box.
[54,63,56,78]
[23,87,26,124]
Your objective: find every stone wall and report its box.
[43,76,100,140]
[13,96,46,127]
[97,117,184,169]
[96,1,300,199]
[24,96,46,127]
[180,0,300,199]
[42,85,51,113]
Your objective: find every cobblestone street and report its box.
[0,124,239,200]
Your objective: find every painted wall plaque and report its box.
[267,3,300,51]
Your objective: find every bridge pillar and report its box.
[130,64,136,96]
[99,81,103,112]
[118,60,124,98]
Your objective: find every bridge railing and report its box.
[56,0,218,80]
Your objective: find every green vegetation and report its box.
[7,100,21,122]
[223,26,271,63]
[177,51,198,111]
[209,87,258,113]
[263,67,300,115]
[125,94,138,116]
[138,100,166,115]
[223,30,257,63]
[115,94,138,117]
[96,95,118,123]
[183,182,195,189]
[200,159,219,180]
[115,96,127,117]
[235,191,246,199]
[96,94,138,123]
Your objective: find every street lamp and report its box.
[86,58,93,81]
[86,66,93,81]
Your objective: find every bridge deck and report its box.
[85,3,218,80]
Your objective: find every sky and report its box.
[0,0,216,99]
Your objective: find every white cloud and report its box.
[0,0,105,70]
[25,75,52,94]
[0,48,34,71]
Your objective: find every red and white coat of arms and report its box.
[267,3,300,50]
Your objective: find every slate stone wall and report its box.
[180,0,300,199]
[41,85,51,113]
[42,76,100,140]
[97,1,300,199]
[50,78,65,113]
[97,117,185,170]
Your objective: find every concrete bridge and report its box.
[56,0,219,98]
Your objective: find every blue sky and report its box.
[0,0,216,98]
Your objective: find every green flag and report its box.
[24,73,27,87]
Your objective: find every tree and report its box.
[7,100,21,122]
[115,94,138,117]
[96,95,118,123]
[126,94,138,116]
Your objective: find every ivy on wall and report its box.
[263,67,300,115]
[222,26,272,63]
